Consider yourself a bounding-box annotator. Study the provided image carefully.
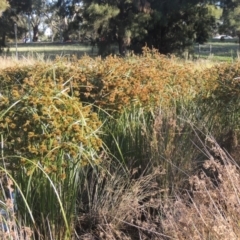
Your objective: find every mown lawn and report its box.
[3,40,240,62]
[194,40,240,62]
[5,42,99,59]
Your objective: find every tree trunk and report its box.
[238,33,240,51]
[51,34,54,42]
[118,37,126,56]
[63,31,70,42]
[0,32,6,49]
[32,25,38,42]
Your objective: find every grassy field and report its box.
[194,40,240,62]
[3,40,240,62]
[5,42,100,59]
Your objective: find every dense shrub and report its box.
[0,65,31,87]
[0,50,240,239]
[0,75,102,238]
[0,76,102,174]
[196,62,240,140]
[0,48,204,113]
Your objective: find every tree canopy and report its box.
[82,0,151,55]
[142,1,216,54]
[0,0,231,56]
[81,0,217,55]
[219,0,240,36]
[0,0,9,16]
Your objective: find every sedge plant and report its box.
[0,74,103,239]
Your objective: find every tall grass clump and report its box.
[101,101,210,194]
[0,74,103,239]
[195,62,240,159]
[101,106,154,169]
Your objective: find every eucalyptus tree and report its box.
[230,1,240,34]
[0,0,31,47]
[44,7,62,42]
[27,0,45,41]
[16,0,50,42]
[81,0,151,55]
[51,0,83,42]
[221,0,240,49]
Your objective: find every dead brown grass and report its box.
[76,136,240,240]
[0,56,47,69]
[0,175,33,240]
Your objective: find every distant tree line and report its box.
[0,0,239,55]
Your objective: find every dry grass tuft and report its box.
[76,163,168,240]
[0,56,47,69]
[76,137,240,240]
[162,137,240,240]
[0,174,33,240]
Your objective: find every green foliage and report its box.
[0,0,32,49]
[52,0,83,42]
[219,0,240,37]
[82,0,216,55]
[82,0,152,55]
[207,4,223,20]
[144,1,216,53]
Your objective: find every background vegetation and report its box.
[0,0,228,56]
[3,40,240,63]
